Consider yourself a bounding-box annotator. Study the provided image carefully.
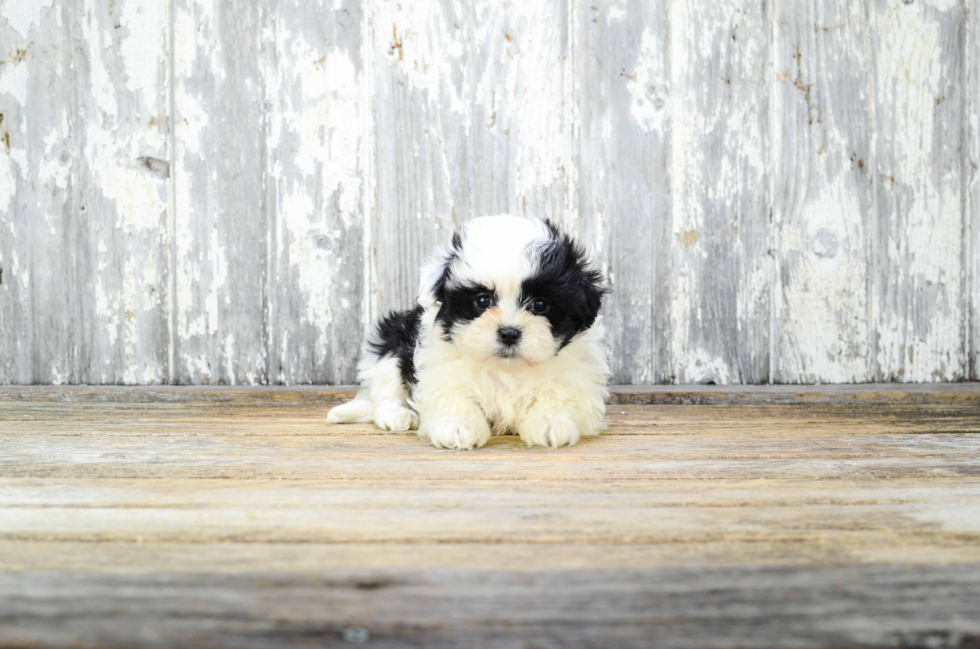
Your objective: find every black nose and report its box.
[497,326,522,347]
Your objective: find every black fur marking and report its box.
[367,306,424,386]
[427,229,493,341]
[521,220,606,349]
[435,283,495,342]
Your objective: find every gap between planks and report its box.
[1,383,980,406]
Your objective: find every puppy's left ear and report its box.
[546,220,607,330]
[418,231,461,308]
[578,264,607,330]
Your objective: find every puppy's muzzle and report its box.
[497,326,522,348]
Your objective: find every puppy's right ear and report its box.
[418,231,461,308]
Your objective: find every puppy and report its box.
[327,214,609,449]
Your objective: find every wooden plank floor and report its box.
[2,386,980,649]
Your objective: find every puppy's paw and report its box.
[518,413,581,448]
[422,417,491,450]
[327,399,374,424]
[373,401,419,431]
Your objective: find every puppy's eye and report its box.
[474,294,493,311]
[529,299,549,315]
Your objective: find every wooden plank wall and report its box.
[0,0,976,386]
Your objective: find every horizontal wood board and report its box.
[1,387,979,647]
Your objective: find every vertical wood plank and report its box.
[172,0,269,384]
[0,1,76,384]
[71,0,171,384]
[872,0,967,382]
[266,0,367,384]
[669,0,771,384]
[968,1,979,381]
[371,0,575,316]
[577,1,671,384]
[771,0,874,383]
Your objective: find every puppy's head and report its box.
[419,215,605,365]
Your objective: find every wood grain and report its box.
[2,564,979,649]
[0,388,979,647]
[172,0,269,385]
[669,0,771,384]
[577,1,672,384]
[871,0,968,382]
[771,0,874,383]
[73,0,172,385]
[0,0,75,384]
[267,0,368,385]
[969,2,979,382]
[7,565,980,649]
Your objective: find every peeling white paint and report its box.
[0,147,14,214]
[11,251,27,289]
[607,3,627,22]
[183,354,212,383]
[37,123,69,190]
[923,0,960,12]
[627,27,668,134]
[5,0,54,38]
[0,55,30,106]
[669,0,771,384]
[777,190,869,382]
[65,0,171,385]
[379,0,471,124]
[769,0,875,384]
[79,11,119,121]
[221,333,236,385]
[1,0,976,386]
[173,5,213,156]
[874,0,964,381]
[281,40,361,220]
[682,349,733,385]
[281,189,338,336]
[118,0,167,100]
[49,364,68,386]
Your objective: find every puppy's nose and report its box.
[497,326,522,347]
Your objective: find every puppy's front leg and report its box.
[517,391,606,448]
[517,406,581,448]
[416,393,491,451]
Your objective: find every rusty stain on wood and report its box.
[0,110,8,150]
[391,23,403,60]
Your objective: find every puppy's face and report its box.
[419,215,604,365]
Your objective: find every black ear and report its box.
[543,218,562,240]
[578,265,606,329]
[543,219,607,330]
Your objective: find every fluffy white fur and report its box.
[328,215,610,450]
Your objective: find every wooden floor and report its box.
[2,385,980,649]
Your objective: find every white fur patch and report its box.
[412,319,609,448]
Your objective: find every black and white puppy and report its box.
[328,214,609,449]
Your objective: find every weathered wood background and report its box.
[0,0,977,386]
